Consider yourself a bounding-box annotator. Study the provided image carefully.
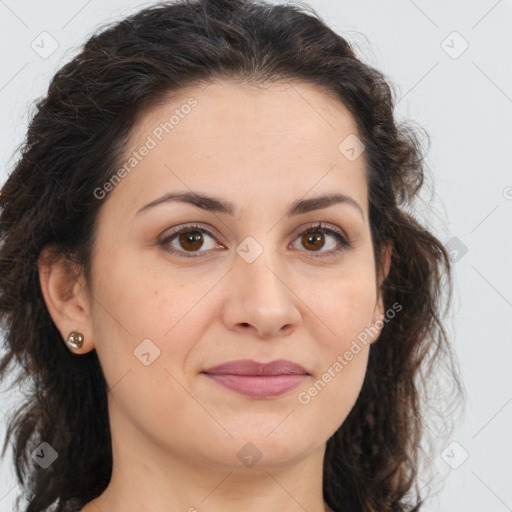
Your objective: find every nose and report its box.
[221,248,302,340]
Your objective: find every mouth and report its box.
[201,359,310,398]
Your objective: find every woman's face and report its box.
[81,80,388,472]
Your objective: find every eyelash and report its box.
[159,222,351,260]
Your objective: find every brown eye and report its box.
[160,224,220,258]
[301,232,326,251]
[178,230,205,251]
[291,223,350,258]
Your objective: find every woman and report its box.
[0,0,464,511]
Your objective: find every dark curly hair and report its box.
[0,0,464,511]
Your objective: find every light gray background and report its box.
[1,1,511,511]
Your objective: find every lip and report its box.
[201,359,310,398]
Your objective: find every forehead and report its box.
[101,79,368,220]
[131,79,360,150]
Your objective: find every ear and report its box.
[369,243,393,344]
[38,246,95,354]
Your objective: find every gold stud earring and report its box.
[66,330,84,349]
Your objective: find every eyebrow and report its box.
[135,191,364,219]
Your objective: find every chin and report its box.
[205,427,324,472]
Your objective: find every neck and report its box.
[85,406,331,512]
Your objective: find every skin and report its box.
[39,79,391,512]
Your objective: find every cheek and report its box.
[315,271,378,347]
[297,280,376,434]
[91,250,197,335]
[89,253,218,382]
[302,271,377,402]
